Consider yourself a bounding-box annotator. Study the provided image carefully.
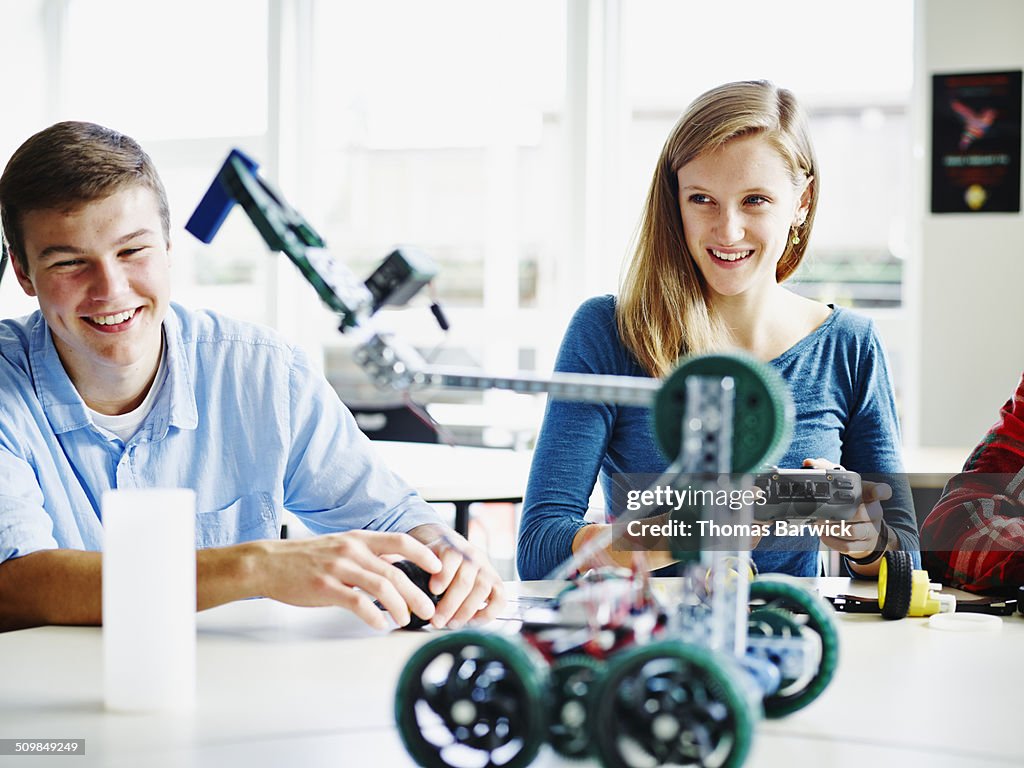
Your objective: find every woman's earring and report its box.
[791,227,801,246]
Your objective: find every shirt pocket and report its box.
[195,492,278,549]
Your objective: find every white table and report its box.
[0,578,1019,768]
[373,441,534,536]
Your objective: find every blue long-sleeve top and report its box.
[517,295,919,580]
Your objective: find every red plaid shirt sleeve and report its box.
[921,371,1024,592]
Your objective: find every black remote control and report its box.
[383,560,443,630]
[753,467,862,522]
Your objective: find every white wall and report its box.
[913,0,1024,447]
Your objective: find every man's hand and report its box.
[0,529,497,633]
[250,531,442,630]
[407,524,507,629]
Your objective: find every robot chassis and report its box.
[188,151,842,768]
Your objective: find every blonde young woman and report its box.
[517,80,919,580]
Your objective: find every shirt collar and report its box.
[28,305,199,437]
[28,314,91,435]
[154,305,199,435]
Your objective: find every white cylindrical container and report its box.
[102,488,197,712]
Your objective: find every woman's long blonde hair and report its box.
[617,80,819,377]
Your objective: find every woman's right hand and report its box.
[570,515,698,573]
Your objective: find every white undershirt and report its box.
[89,350,168,443]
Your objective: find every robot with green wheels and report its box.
[393,353,841,768]
[185,152,841,768]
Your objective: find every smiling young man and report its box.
[0,121,505,632]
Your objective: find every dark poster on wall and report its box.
[931,70,1022,213]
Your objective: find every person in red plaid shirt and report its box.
[921,372,1024,592]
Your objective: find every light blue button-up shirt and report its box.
[0,303,442,562]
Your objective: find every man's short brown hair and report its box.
[0,121,170,273]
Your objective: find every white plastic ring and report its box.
[927,612,1003,632]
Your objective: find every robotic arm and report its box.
[185,149,436,331]
[185,150,793,578]
[185,148,663,409]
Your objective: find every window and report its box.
[309,1,567,445]
[0,0,914,446]
[65,0,272,326]
[0,0,49,316]
[622,0,914,310]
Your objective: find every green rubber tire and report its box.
[748,577,840,717]
[589,641,756,768]
[748,606,804,639]
[653,352,793,473]
[548,654,606,759]
[395,630,548,768]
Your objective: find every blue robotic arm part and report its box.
[185,149,261,246]
[185,149,435,331]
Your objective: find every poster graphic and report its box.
[931,70,1022,213]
